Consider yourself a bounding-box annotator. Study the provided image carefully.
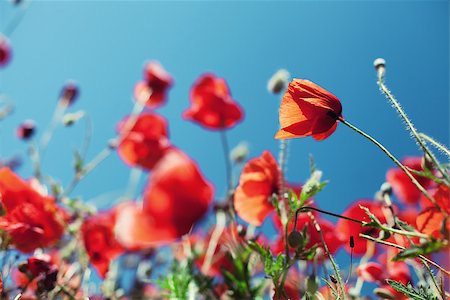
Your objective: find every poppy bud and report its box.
[287,230,303,249]
[16,120,36,140]
[421,153,434,171]
[349,236,355,248]
[0,34,11,67]
[267,69,290,94]
[230,141,249,164]
[373,58,386,78]
[59,81,79,107]
[380,182,392,197]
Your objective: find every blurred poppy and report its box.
[275,79,342,140]
[81,209,125,278]
[117,112,170,171]
[116,148,213,248]
[0,168,65,252]
[417,184,449,239]
[183,74,243,130]
[336,200,386,255]
[234,151,279,226]
[386,157,431,204]
[134,61,173,108]
[356,262,385,283]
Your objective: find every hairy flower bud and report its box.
[373,58,386,78]
[230,141,249,164]
[267,69,290,94]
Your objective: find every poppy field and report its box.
[0,1,449,300]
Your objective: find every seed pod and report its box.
[287,231,303,249]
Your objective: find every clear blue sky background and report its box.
[0,1,448,228]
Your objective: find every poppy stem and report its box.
[62,101,145,198]
[360,234,450,278]
[338,117,447,217]
[220,130,233,195]
[308,212,346,300]
[294,206,363,232]
[377,74,450,184]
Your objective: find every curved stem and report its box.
[377,75,449,183]
[339,117,446,217]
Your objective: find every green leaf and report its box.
[393,240,445,261]
[386,280,438,300]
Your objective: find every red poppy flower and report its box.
[275,79,342,140]
[183,73,244,130]
[117,112,170,171]
[0,168,65,253]
[134,61,173,108]
[234,151,279,226]
[386,157,431,204]
[336,200,386,255]
[115,148,214,248]
[81,209,125,278]
[417,184,449,239]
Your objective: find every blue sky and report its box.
[0,1,448,218]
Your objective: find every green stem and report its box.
[359,234,450,278]
[339,117,446,217]
[220,130,233,194]
[377,75,449,184]
[308,212,346,300]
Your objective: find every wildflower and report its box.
[0,34,11,67]
[134,61,173,108]
[116,148,214,248]
[117,112,170,171]
[336,200,386,255]
[0,168,65,252]
[275,79,342,140]
[183,73,244,130]
[81,209,124,278]
[386,157,431,204]
[234,151,279,226]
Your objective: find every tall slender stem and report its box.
[308,212,346,300]
[377,75,449,183]
[339,117,446,217]
[220,130,233,194]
